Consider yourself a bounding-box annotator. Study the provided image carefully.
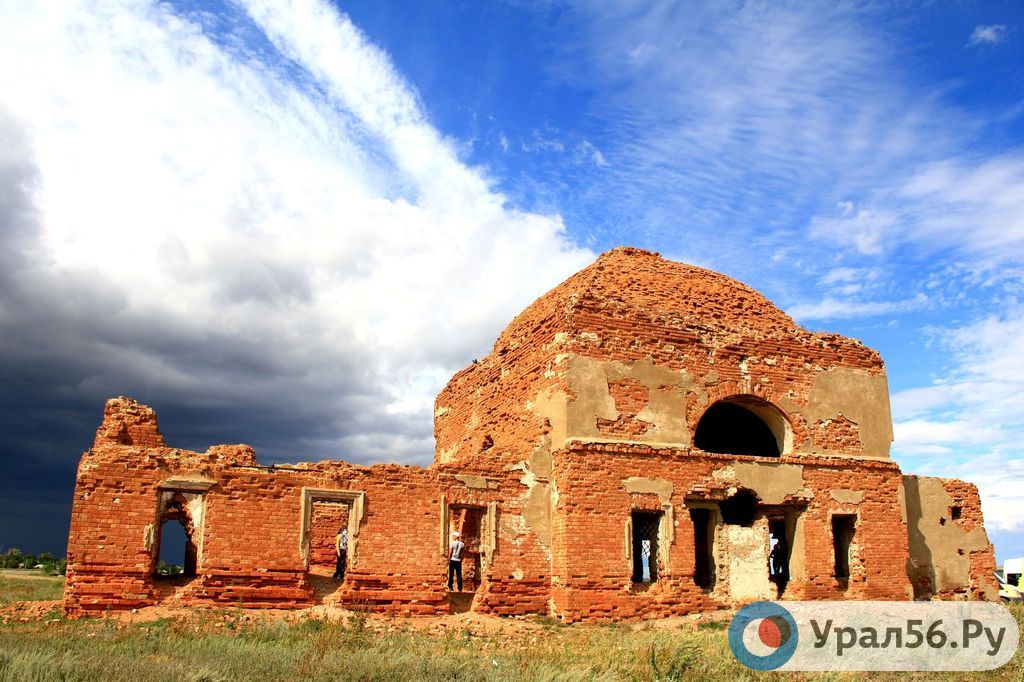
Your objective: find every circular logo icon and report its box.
[728,601,799,671]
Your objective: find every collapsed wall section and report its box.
[902,475,998,601]
[64,397,556,618]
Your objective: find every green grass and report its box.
[1,575,1021,681]
[0,572,64,606]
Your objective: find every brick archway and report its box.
[154,492,198,577]
[693,395,792,457]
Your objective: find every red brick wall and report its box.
[64,250,998,621]
[548,443,911,622]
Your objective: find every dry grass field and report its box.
[0,572,1020,681]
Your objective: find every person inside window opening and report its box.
[447,531,465,591]
[332,527,348,579]
[769,536,787,583]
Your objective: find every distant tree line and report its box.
[0,548,66,575]
[155,560,183,576]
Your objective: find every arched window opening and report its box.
[693,397,789,457]
[156,519,195,576]
[154,494,197,578]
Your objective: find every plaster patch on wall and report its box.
[622,477,674,504]
[143,523,157,552]
[830,489,864,504]
[711,466,735,481]
[797,368,894,458]
[436,445,458,464]
[454,474,489,490]
[531,386,569,451]
[518,468,551,552]
[529,437,552,479]
[732,461,804,505]
[726,521,774,601]
[902,476,994,597]
[564,355,699,446]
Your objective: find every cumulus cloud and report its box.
[0,0,592,464]
[968,24,1008,46]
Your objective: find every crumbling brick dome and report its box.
[63,247,998,621]
[497,246,803,348]
[435,247,886,466]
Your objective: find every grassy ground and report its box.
[0,572,65,606]
[0,574,1020,681]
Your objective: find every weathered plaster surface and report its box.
[561,355,700,446]
[903,476,993,596]
[796,368,894,458]
[732,461,804,505]
[515,465,551,551]
[621,477,674,503]
[726,521,774,601]
[454,474,489,490]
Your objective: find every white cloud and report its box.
[0,0,592,462]
[628,42,656,64]
[575,140,608,167]
[521,131,566,154]
[787,293,927,321]
[892,307,1024,531]
[546,2,966,276]
[805,154,1024,266]
[808,202,897,255]
[968,24,1008,46]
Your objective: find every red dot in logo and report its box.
[758,617,783,648]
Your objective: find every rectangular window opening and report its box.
[689,508,714,589]
[631,510,662,584]
[832,514,856,580]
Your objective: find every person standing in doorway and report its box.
[333,527,348,579]
[447,531,465,591]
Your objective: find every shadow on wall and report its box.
[903,476,935,598]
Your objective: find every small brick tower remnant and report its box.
[64,248,998,620]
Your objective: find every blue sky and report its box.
[0,1,1021,563]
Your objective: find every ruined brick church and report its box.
[64,248,997,620]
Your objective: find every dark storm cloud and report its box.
[0,132,410,554]
[0,1,592,558]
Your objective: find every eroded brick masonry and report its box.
[64,248,998,620]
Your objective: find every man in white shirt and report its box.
[332,527,348,579]
[447,531,465,591]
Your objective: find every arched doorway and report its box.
[693,396,790,457]
[154,493,198,578]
